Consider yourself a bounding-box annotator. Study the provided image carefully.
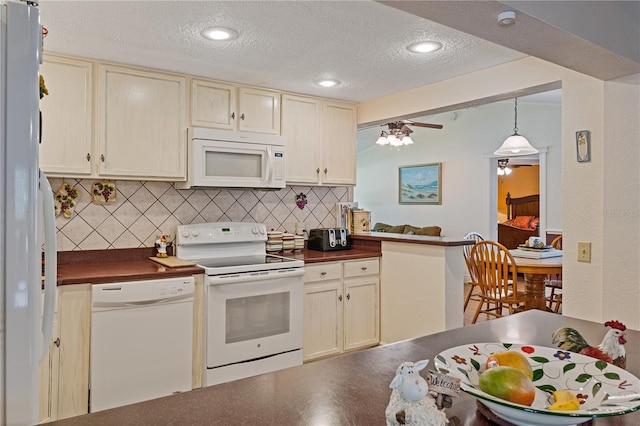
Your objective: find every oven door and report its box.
[206,268,304,368]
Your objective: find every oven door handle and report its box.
[208,268,305,285]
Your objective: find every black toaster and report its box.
[307,228,351,251]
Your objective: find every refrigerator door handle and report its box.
[39,170,57,362]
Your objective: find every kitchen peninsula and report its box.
[45,311,640,426]
[350,232,472,344]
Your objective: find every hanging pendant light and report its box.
[494,98,538,156]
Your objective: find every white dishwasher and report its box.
[90,276,195,412]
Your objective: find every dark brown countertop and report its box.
[57,248,204,285]
[351,232,474,246]
[288,242,381,263]
[56,243,382,285]
[45,311,640,425]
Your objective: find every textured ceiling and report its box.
[38,0,526,103]
[39,1,638,105]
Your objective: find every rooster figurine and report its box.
[551,320,627,369]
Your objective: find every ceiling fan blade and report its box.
[403,120,443,129]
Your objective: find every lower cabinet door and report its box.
[303,280,343,361]
[344,276,379,352]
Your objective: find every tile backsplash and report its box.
[49,178,352,251]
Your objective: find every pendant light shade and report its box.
[494,98,538,156]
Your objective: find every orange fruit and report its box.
[486,350,533,380]
[479,366,536,406]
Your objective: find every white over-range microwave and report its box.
[177,128,286,189]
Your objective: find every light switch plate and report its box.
[578,241,591,262]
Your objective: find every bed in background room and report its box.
[497,193,539,249]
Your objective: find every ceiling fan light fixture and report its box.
[201,27,238,41]
[401,135,414,145]
[407,40,443,53]
[497,158,512,175]
[376,133,389,145]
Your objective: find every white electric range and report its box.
[176,222,304,386]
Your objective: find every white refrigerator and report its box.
[1,1,57,425]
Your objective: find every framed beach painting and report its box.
[399,163,442,204]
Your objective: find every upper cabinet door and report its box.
[322,101,357,185]
[39,55,93,176]
[238,87,281,134]
[190,79,236,130]
[281,95,322,184]
[98,65,187,180]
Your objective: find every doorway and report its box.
[497,157,539,223]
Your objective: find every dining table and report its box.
[45,310,638,426]
[510,253,563,311]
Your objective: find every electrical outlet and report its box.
[577,241,591,262]
[295,222,306,235]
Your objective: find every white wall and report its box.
[357,56,640,330]
[354,101,561,239]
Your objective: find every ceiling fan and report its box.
[375,120,443,147]
[497,158,533,176]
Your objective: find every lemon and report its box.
[548,390,580,411]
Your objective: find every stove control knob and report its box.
[252,227,258,235]
[181,229,190,238]
[191,229,199,237]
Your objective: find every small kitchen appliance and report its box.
[307,228,351,251]
[176,222,304,386]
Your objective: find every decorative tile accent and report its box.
[49,178,352,250]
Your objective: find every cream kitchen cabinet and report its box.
[321,100,357,185]
[282,95,357,185]
[98,65,187,180]
[281,94,321,184]
[303,258,379,361]
[38,284,91,422]
[191,79,281,134]
[39,55,94,176]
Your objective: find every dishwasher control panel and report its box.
[92,277,195,307]
[154,280,193,298]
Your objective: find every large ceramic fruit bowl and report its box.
[434,343,640,426]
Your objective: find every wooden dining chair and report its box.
[469,241,526,324]
[546,235,563,312]
[463,232,485,311]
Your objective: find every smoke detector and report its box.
[498,11,516,26]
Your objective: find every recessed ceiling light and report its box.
[201,27,238,41]
[407,41,443,53]
[316,79,340,87]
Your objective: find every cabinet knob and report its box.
[316,168,320,175]
[240,113,245,120]
[231,112,235,120]
[324,168,328,174]
[100,154,105,162]
[54,337,60,348]
[86,153,91,162]
[346,293,350,300]
[338,295,342,302]
[320,271,327,276]
[361,267,367,271]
